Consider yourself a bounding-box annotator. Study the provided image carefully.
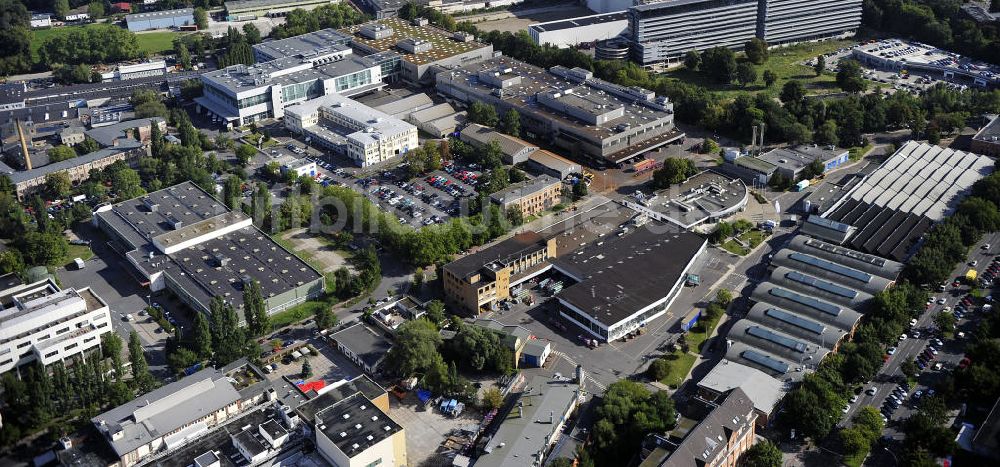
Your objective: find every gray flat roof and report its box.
[444,231,549,280]
[554,224,705,328]
[530,12,628,32]
[92,367,241,458]
[98,181,227,249]
[460,123,537,158]
[85,117,163,147]
[227,0,332,12]
[759,145,848,172]
[476,374,580,467]
[252,28,352,59]
[315,392,402,458]
[125,8,193,21]
[973,114,1000,142]
[697,360,784,416]
[331,324,393,369]
[295,375,386,423]
[490,175,561,206]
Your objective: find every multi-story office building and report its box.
[0,279,112,375]
[490,175,563,217]
[312,392,407,467]
[197,39,385,126]
[436,58,680,167]
[100,60,169,82]
[629,0,760,66]
[759,0,863,45]
[442,232,557,315]
[284,93,417,167]
[629,0,863,66]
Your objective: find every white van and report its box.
[74,258,85,269]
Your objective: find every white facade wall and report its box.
[0,284,111,374]
[529,15,629,49]
[317,430,398,467]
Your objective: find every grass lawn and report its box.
[721,239,749,256]
[687,311,724,353]
[662,39,856,100]
[842,449,867,467]
[721,230,767,256]
[32,26,182,60]
[849,144,874,161]
[270,300,329,329]
[659,350,698,389]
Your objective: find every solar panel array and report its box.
[764,308,826,335]
[803,238,887,268]
[789,253,872,283]
[785,271,858,299]
[769,287,842,316]
[746,325,808,353]
[742,349,790,374]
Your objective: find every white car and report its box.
[910,318,918,327]
[927,297,936,305]
[887,347,897,355]
[851,395,859,403]
[124,313,133,322]
[899,334,908,340]
[938,297,947,304]
[843,404,850,413]
[970,260,978,267]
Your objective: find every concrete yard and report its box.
[389,391,483,467]
[279,228,354,273]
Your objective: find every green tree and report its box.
[572,180,588,200]
[716,289,733,307]
[54,0,69,19]
[701,46,738,83]
[647,358,671,381]
[763,69,778,87]
[744,37,769,64]
[131,90,168,119]
[683,50,701,71]
[736,62,757,87]
[934,311,956,333]
[814,54,826,76]
[468,101,499,127]
[243,279,270,337]
[236,143,257,166]
[301,359,313,378]
[17,231,68,266]
[743,440,782,467]
[501,109,520,137]
[129,331,155,393]
[210,296,249,365]
[223,176,243,211]
[386,319,442,376]
[591,381,676,465]
[45,171,72,199]
[425,300,446,325]
[815,120,839,146]
[242,23,262,44]
[88,1,104,18]
[194,7,208,29]
[191,312,213,358]
[177,43,192,70]
[48,145,76,163]
[651,157,697,188]
[102,332,126,381]
[780,80,806,104]
[0,249,25,275]
[315,306,335,330]
[110,167,146,199]
[481,386,503,410]
[76,137,99,155]
[836,60,867,93]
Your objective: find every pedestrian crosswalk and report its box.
[551,351,607,392]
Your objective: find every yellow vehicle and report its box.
[966,269,978,281]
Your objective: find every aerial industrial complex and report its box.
[94,181,324,317]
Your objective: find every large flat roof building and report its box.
[125,8,194,32]
[341,17,494,84]
[0,279,112,375]
[92,363,270,467]
[758,145,850,181]
[622,171,749,229]
[553,222,706,342]
[528,12,629,49]
[94,181,324,317]
[696,360,785,427]
[197,47,385,126]
[313,392,408,467]
[821,141,993,260]
[331,323,393,374]
[459,123,538,164]
[629,0,862,67]
[475,373,581,467]
[489,175,562,217]
[284,93,418,167]
[225,0,337,18]
[853,39,1000,89]
[437,59,680,167]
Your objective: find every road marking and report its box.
[550,350,607,392]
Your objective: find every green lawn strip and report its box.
[65,243,94,261]
[688,312,725,353]
[659,351,697,389]
[270,300,328,329]
[32,26,182,60]
[722,239,749,256]
[849,144,874,161]
[663,39,854,100]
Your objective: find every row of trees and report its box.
[269,3,369,39]
[0,332,153,448]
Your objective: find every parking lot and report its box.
[353,160,483,229]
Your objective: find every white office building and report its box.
[197,45,385,126]
[528,12,629,49]
[101,60,169,82]
[285,93,417,167]
[0,279,112,374]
